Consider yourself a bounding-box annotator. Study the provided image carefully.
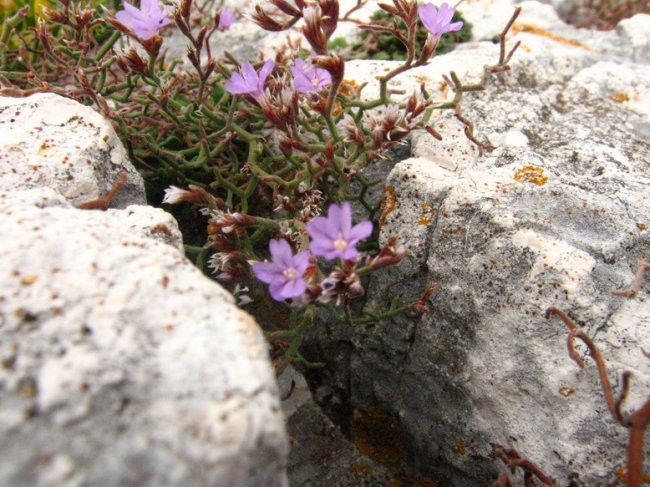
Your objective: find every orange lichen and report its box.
[636,223,647,231]
[512,23,593,51]
[514,165,548,186]
[454,440,467,455]
[610,92,630,103]
[559,385,576,397]
[150,224,173,236]
[351,406,405,465]
[379,185,397,230]
[419,203,436,225]
[419,478,439,487]
[388,476,439,487]
[349,463,373,475]
[615,467,650,483]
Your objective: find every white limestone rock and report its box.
[0,94,288,487]
[616,14,650,63]
[0,93,144,209]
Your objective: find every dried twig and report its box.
[613,258,649,298]
[492,443,557,486]
[77,172,127,210]
[545,306,650,487]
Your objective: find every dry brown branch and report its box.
[613,258,649,298]
[545,306,650,487]
[77,172,127,210]
[492,443,557,486]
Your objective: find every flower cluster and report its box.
[251,202,373,302]
[225,55,332,101]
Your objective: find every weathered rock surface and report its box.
[0,94,288,487]
[0,93,144,209]
[300,2,650,486]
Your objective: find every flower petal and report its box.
[269,239,294,269]
[348,220,373,244]
[251,261,281,284]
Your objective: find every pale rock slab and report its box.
[0,93,144,209]
[0,93,288,487]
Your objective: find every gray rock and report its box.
[300,2,650,486]
[0,93,288,487]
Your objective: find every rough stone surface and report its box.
[299,3,650,486]
[0,94,288,487]
[0,93,144,209]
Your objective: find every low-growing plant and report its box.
[0,0,522,367]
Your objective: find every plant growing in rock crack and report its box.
[0,0,520,366]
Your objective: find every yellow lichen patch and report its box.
[514,165,548,186]
[379,185,397,230]
[419,203,436,225]
[351,406,405,465]
[610,92,630,103]
[20,275,38,286]
[559,385,575,397]
[636,223,647,231]
[512,23,593,51]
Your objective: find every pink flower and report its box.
[306,202,373,261]
[418,2,463,39]
[115,0,170,40]
[290,58,332,93]
[217,9,236,29]
[252,239,311,301]
[225,59,275,100]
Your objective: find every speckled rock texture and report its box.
[299,2,650,486]
[0,93,144,209]
[0,94,288,487]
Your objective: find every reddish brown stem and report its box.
[613,258,649,298]
[626,401,650,487]
[546,306,650,487]
[77,172,127,210]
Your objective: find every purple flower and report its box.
[418,2,463,39]
[306,202,373,261]
[225,59,275,100]
[115,0,170,40]
[290,58,332,94]
[252,239,311,301]
[218,9,236,30]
